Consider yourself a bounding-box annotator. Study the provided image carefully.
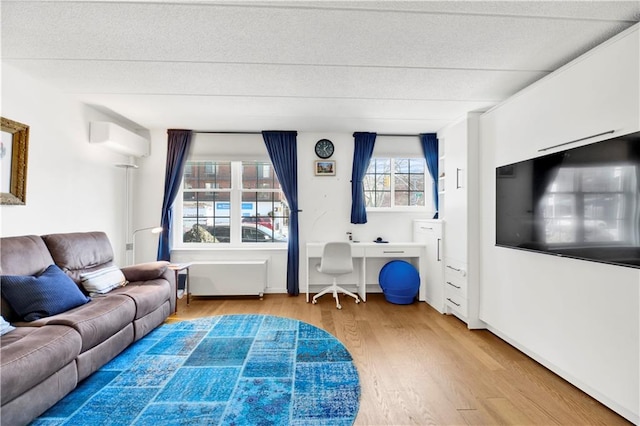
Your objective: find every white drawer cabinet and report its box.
[444,260,468,318]
[444,285,468,317]
[439,113,483,329]
[444,266,468,299]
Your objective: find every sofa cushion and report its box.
[0,325,82,405]
[112,278,171,320]
[42,232,115,283]
[0,235,54,276]
[1,265,90,321]
[24,295,137,353]
[80,266,128,296]
[121,261,170,282]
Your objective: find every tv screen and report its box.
[496,131,640,269]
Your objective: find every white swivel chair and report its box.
[312,242,361,309]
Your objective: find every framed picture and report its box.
[1,117,29,205]
[315,160,336,176]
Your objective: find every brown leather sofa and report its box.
[0,231,175,426]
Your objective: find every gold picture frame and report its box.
[1,117,29,205]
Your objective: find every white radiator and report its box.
[189,260,268,297]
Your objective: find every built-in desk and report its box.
[305,242,426,302]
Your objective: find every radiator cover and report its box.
[189,260,267,297]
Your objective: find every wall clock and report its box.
[314,139,334,159]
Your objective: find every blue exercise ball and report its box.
[378,260,420,304]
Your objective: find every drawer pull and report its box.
[446,265,467,276]
[420,226,433,230]
[446,298,460,307]
[446,281,461,289]
[383,250,405,254]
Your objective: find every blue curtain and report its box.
[262,131,300,295]
[350,132,376,224]
[157,129,193,261]
[420,133,439,219]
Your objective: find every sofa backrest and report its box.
[0,235,56,321]
[0,235,54,276]
[42,232,115,283]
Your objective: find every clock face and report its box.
[315,139,334,159]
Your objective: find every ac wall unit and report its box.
[89,121,150,158]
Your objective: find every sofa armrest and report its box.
[120,261,170,282]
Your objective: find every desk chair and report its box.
[312,242,361,309]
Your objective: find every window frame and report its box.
[173,160,288,248]
[364,157,433,212]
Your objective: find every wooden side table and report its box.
[168,263,191,312]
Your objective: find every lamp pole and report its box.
[115,163,138,265]
[129,226,163,265]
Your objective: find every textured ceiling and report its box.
[2,1,639,133]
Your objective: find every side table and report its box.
[168,263,191,312]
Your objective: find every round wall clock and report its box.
[315,139,334,159]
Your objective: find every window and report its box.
[363,158,428,209]
[178,161,288,245]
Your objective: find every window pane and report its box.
[410,191,425,206]
[395,173,409,190]
[375,190,391,207]
[395,191,409,206]
[395,158,409,173]
[409,159,425,174]
[182,192,231,244]
[410,174,425,191]
[183,161,231,189]
[242,162,280,190]
[240,191,288,243]
[393,158,426,207]
[376,158,390,173]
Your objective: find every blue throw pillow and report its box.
[1,264,90,321]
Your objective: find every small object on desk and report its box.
[374,237,388,243]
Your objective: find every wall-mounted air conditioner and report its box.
[89,121,150,158]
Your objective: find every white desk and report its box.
[305,242,427,302]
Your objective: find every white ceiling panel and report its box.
[2,1,639,133]
[4,59,547,101]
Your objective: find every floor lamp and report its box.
[116,163,138,265]
[129,226,163,265]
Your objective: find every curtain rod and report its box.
[193,131,426,137]
[193,131,262,135]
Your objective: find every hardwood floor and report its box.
[169,294,631,425]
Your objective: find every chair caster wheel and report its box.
[337,304,342,310]
[355,299,360,304]
[312,299,318,305]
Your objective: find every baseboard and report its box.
[485,324,639,425]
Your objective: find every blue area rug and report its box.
[33,314,360,425]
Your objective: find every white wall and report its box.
[0,64,141,265]
[133,130,435,293]
[479,25,640,423]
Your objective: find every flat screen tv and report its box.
[496,131,640,269]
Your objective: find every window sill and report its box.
[366,208,433,214]
[172,245,288,252]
